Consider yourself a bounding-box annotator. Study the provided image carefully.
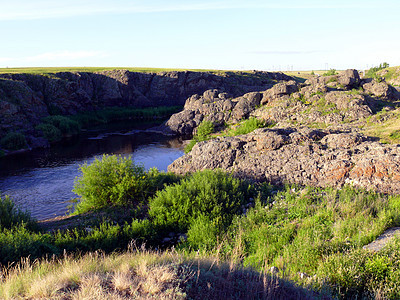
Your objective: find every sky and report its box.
[0,0,399,71]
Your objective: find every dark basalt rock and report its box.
[168,127,400,194]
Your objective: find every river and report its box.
[0,122,185,220]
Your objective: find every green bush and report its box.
[323,69,338,76]
[0,195,34,230]
[35,123,62,142]
[73,155,180,214]
[0,132,27,150]
[0,219,159,265]
[0,224,56,265]
[366,62,389,78]
[186,215,219,250]
[184,120,214,153]
[73,155,148,213]
[148,169,251,233]
[226,117,267,136]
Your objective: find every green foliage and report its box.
[185,118,268,153]
[71,106,182,127]
[186,215,220,250]
[323,69,338,76]
[317,247,400,299]
[35,123,62,142]
[184,120,214,153]
[0,196,34,230]
[0,218,159,266]
[73,155,180,214]
[366,62,390,78]
[196,120,214,138]
[0,132,27,150]
[73,155,148,213]
[148,169,251,233]
[36,115,80,142]
[4,161,400,297]
[218,185,400,297]
[389,130,400,141]
[311,70,315,75]
[225,117,267,136]
[42,115,81,135]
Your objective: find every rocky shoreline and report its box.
[0,69,292,152]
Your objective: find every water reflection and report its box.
[0,127,184,220]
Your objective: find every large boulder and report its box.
[168,127,400,194]
[362,79,400,101]
[338,69,360,89]
[260,80,298,105]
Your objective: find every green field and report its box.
[0,66,231,75]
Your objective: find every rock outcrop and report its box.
[163,89,266,136]
[168,127,400,194]
[164,69,394,137]
[0,69,293,144]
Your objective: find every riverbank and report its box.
[2,163,400,299]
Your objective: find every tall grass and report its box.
[2,164,400,297]
[0,248,320,299]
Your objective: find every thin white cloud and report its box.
[26,50,108,62]
[0,0,392,21]
[0,51,108,64]
[250,50,323,55]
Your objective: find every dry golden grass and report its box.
[361,109,400,143]
[0,247,320,300]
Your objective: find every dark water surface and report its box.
[0,123,184,220]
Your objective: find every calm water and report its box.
[0,124,184,220]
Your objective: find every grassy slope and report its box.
[0,249,319,299]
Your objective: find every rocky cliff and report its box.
[167,69,400,193]
[0,69,292,149]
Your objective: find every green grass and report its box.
[184,118,269,153]
[2,159,400,298]
[225,117,269,136]
[0,67,236,75]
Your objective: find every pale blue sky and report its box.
[0,0,399,70]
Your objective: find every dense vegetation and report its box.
[184,117,268,153]
[1,155,400,298]
[1,105,182,150]
[366,62,390,79]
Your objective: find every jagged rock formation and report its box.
[167,69,400,193]
[168,127,400,194]
[163,89,265,136]
[0,69,292,146]
[164,69,400,137]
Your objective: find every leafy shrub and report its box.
[73,155,148,213]
[0,132,27,150]
[184,120,214,153]
[323,69,338,76]
[0,219,159,265]
[73,155,180,214]
[0,224,56,265]
[0,195,34,230]
[35,123,62,142]
[148,169,251,233]
[366,62,389,78]
[196,120,214,139]
[186,215,219,250]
